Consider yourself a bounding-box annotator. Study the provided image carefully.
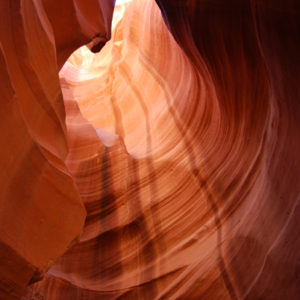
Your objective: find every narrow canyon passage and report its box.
[0,0,299,299]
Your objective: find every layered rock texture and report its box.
[0,0,299,299]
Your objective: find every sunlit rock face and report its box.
[0,0,299,299]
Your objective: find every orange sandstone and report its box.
[0,0,299,299]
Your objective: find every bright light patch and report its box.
[115,0,132,5]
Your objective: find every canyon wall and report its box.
[0,0,114,298]
[0,0,299,299]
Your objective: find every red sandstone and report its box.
[0,0,299,299]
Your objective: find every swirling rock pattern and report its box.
[0,0,299,299]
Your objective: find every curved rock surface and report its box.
[0,0,113,299]
[0,0,299,299]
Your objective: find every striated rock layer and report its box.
[0,0,299,299]
[0,0,114,299]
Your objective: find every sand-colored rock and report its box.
[0,0,299,299]
[0,0,114,299]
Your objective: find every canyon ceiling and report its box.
[0,0,299,299]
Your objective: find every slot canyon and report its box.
[0,0,299,299]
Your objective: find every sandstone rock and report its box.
[0,0,299,299]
